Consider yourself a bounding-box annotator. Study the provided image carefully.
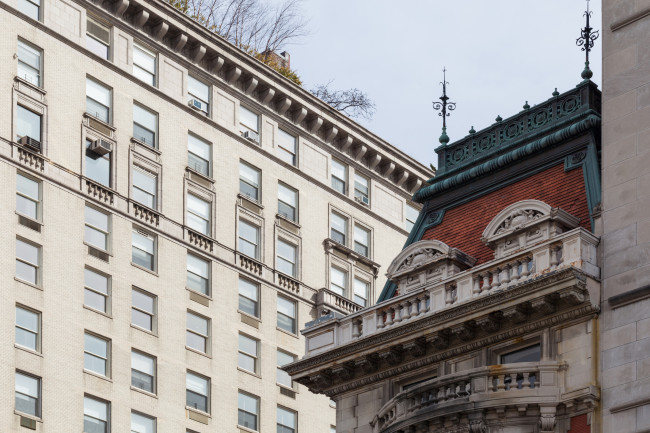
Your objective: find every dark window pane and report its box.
[15,393,37,416]
[238,411,257,430]
[85,288,106,312]
[186,390,207,412]
[240,181,259,201]
[132,248,154,270]
[239,296,258,317]
[501,344,541,364]
[132,309,152,331]
[278,201,295,221]
[131,369,154,392]
[84,417,107,433]
[277,314,295,333]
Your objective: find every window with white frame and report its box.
[187,253,210,296]
[406,203,419,232]
[131,350,156,393]
[16,105,42,143]
[188,76,210,114]
[277,407,297,433]
[16,172,40,221]
[16,238,40,285]
[277,350,295,388]
[132,230,156,271]
[132,167,157,209]
[238,277,259,318]
[238,333,259,374]
[18,0,40,20]
[278,183,298,222]
[331,159,346,194]
[278,129,297,166]
[84,332,110,377]
[133,104,158,148]
[15,372,40,417]
[353,225,370,257]
[186,311,209,354]
[86,17,110,60]
[133,43,156,86]
[186,372,210,413]
[277,239,297,278]
[330,267,347,296]
[239,161,261,201]
[239,106,259,140]
[188,134,211,177]
[84,268,110,314]
[86,77,111,124]
[187,194,211,236]
[85,138,111,187]
[15,306,40,352]
[85,205,110,251]
[238,392,259,431]
[353,278,369,307]
[330,212,347,245]
[277,296,296,334]
[354,173,370,205]
[84,396,109,433]
[131,412,156,433]
[132,288,156,332]
[238,219,260,259]
[17,40,42,86]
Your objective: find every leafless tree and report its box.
[311,81,377,120]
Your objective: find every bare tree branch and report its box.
[311,81,376,120]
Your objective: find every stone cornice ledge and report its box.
[610,396,650,413]
[611,7,650,31]
[608,285,650,308]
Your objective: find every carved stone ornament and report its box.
[468,419,488,433]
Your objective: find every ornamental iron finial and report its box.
[576,0,599,81]
[432,67,456,145]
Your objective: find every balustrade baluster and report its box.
[418,296,428,315]
[501,265,511,286]
[491,269,500,289]
[497,374,506,391]
[521,257,530,278]
[482,273,490,292]
[550,246,559,269]
[511,261,520,281]
[394,306,403,323]
[473,276,481,296]
[522,372,530,389]
[401,302,411,321]
[410,299,419,318]
[352,321,360,338]
[376,311,385,329]
[385,308,394,326]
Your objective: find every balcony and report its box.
[316,288,363,317]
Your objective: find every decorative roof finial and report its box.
[576,0,599,81]
[432,67,456,145]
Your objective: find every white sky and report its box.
[288,0,603,168]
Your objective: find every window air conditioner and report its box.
[355,195,370,206]
[18,136,41,153]
[90,138,113,155]
[188,99,203,111]
[243,130,259,142]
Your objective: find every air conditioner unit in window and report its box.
[242,130,259,142]
[18,136,41,153]
[188,99,203,111]
[355,195,370,206]
[90,138,113,155]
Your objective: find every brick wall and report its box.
[567,414,590,433]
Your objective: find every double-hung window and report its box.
[132,288,155,332]
[186,372,210,413]
[354,173,370,205]
[238,220,260,259]
[85,205,110,251]
[331,160,346,194]
[18,0,40,20]
[353,226,370,257]
[17,40,42,86]
[86,17,110,60]
[131,412,156,433]
[278,129,297,166]
[406,204,419,232]
[186,311,209,353]
[16,173,40,220]
[238,392,259,431]
[353,278,369,307]
[188,76,210,114]
[187,254,210,296]
[16,105,42,143]
[238,278,259,318]
[15,372,40,417]
[330,267,347,297]
[132,230,155,271]
[85,138,111,187]
[277,296,296,334]
[16,239,40,285]
[277,350,295,388]
[16,306,40,352]
[188,134,211,177]
[84,396,109,433]
[239,106,259,140]
[86,77,111,124]
[330,213,347,245]
[239,161,261,201]
[187,194,211,236]
[133,104,158,148]
[133,43,156,86]
[84,332,110,377]
[278,183,298,222]
[277,407,297,433]
[84,268,110,314]
[132,167,157,209]
[238,334,258,374]
[131,351,156,393]
[277,239,297,278]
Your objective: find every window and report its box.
[132,167,157,209]
[16,173,40,220]
[86,77,111,124]
[16,306,40,352]
[131,351,156,393]
[133,43,156,86]
[133,104,158,148]
[84,396,109,433]
[277,296,296,334]
[239,278,259,318]
[187,254,210,295]
[331,160,346,194]
[354,173,370,205]
[353,226,370,257]
[85,138,111,187]
[186,311,209,353]
[86,17,110,59]
[278,129,297,166]
[240,161,261,201]
[238,219,260,259]
[330,267,347,296]
[16,105,42,143]
[131,412,155,433]
[84,268,110,314]
[18,0,40,20]
[238,392,259,431]
[277,239,297,278]
[500,344,541,364]
[238,334,258,373]
[85,205,110,251]
[132,230,155,271]
[331,426,336,433]
[188,134,211,177]
[330,213,347,245]
[277,350,295,388]
[15,372,40,417]
[239,106,259,138]
[406,204,419,232]
[132,288,155,332]
[188,76,209,114]
[277,407,296,433]
[278,183,298,222]
[17,40,42,86]
[16,238,39,285]
[187,194,211,236]
[84,332,110,377]
[353,278,368,307]
[186,372,210,413]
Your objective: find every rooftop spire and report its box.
[432,67,456,146]
[576,0,599,81]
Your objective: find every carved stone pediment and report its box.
[386,240,476,294]
[482,200,580,259]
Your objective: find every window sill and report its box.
[83,305,112,318]
[15,212,43,228]
[131,137,161,155]
[277,383,299,394]
[186,406,211,418]
[130,386,158,399]
[83,242,113,257]
[238,310,261,323]
[83,369,112,382]
[187,287,212,304]
[276,213,301,229]
[14,344,43,357]
[14,75,46,95]
[186,166,215,185]
[237,424,259,433]
[14,410,42,423]
[14,277,42,291]
[130,262,159,276]
[237,367,262,379]
[185,346,212,359]
[83,112,116,132]
[130,323,158,337]
[276,327,299,339]
[238,193,264,208]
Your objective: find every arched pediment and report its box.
[386,240,451,278]
[483,200,552,240]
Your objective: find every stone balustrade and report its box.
[316,288,363,316]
